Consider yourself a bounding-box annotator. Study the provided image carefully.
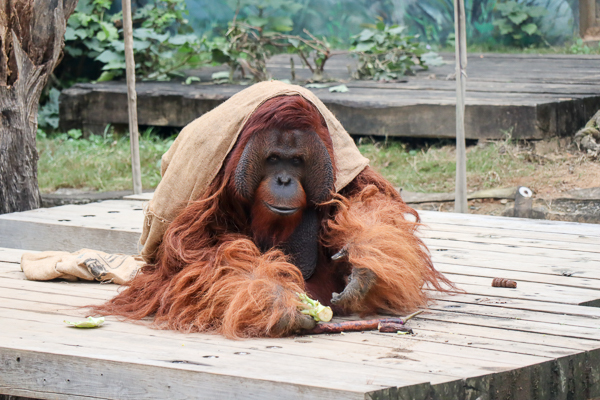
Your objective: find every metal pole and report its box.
[122,0,143,195]
[454,0,468,213]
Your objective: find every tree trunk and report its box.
[0,0,78,214]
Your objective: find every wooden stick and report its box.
[302,310,423,335]
[122,0,143,195]
[454,0,468,213]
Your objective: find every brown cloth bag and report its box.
[140,80,369,263]
[21,250,143,284]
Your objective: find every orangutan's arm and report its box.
[323,185,452,315]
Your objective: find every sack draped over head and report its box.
[141,80,370,262]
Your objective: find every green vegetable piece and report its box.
[184,76,201,85]
[329,84,349,93]
[211,71,230,81]
[65,316,105,328]
[298,293,333,322]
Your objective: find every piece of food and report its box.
[378,321,413,334]
[492,278,517,288]
[64,316,105,328]
[298,293,333,322]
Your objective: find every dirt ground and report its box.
[410,137,600,219]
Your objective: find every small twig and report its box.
[301,310,423,335]
[296,49,314,73]
[232,0,241,26]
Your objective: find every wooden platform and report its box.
[59,53,600,140]
[1,199,600,399]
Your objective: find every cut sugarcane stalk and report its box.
[297,292,333,322]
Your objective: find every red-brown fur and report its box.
[91,95,453,339]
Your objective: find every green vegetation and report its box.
[406,0,496,47]
[350,20,442,80]
[61,0,208,83]
[493,1,547,47]
[357,138,535,193]
[37,130,538,195]
[37,129,173,193]
[211,16,332,82]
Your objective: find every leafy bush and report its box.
[350,21,437,81]
[62,0,208,82]
[493,1,547,46]
[405,0,497,47]
[567,38,600,54]
[38,88,61,130]
[211,0,332,82]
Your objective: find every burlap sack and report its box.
[21,250,143,284]
[141,80,369,262]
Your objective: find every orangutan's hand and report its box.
[331,267,376,308]
[275,311,316,335]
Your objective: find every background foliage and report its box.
[57,0,208,84]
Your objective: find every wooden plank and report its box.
[0,281,115,302]
[447,279,600,307]
[123,192,153,201]
[2,273,595,361]
[406,317,598,352]
[430,299,600,329]
[431,250,600,280]
[430,292,600,319]
[424,220,600,247]
[59,53,600,140]
[0,311,535,384]
[2,268,596,396]
[422,229,600,256]
[8,300,597,400]
[423,237,600,262]
[419,210,600,237]
[0,218,140,254]
[419,308,600,341]
[429,245,600,272]
[436,262,600,289]
[0,294,576,368]
[0,346,369,400]
[0,247,34,263]
[0,201,145,232]
[0,308,498,390]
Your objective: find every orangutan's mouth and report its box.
[264,202,300,216]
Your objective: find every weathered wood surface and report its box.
[1,200,600,399]
[59,53,600,140]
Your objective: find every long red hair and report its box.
[90,96,336,337]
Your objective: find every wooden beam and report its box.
[579,0,596,37]
[454,0,468,213]
[122,0,143,195]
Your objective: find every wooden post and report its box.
[122,0,143,195]
[454,0,468,213]
[579,0,599,38]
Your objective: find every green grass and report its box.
[37,129,173,193]
[37,131,537,195]
[357,138,535,193]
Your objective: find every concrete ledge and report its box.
[59,53,600,140]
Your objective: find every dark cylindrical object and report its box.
[492,277,517,288]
